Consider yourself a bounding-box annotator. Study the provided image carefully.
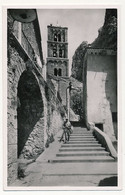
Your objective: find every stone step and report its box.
[71,136,94,138]
[72,132,93,134]
[50,156,115,163]
[61,143,102,147]
[41,162,117,175]
[70,135,94,138]
[70,134,94,136]
[66,140,99,144]
[59,147,105,152]
[71,132,93,134]
[73,131,92,132]
[70,134,94,137]
[67,141,98,144]
[56,151,109,157]
[72,130,92,132]
[69,138,96,141]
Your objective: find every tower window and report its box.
[54,68,58,76]
[58,33,61,42]
[58,68,62,76]
[59,49,62,58]
[54,33,57,41]
[53,51,57,57]
[53,46,57,57]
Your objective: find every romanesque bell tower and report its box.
[47,24,69,77]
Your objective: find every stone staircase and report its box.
[50,127,116,163]
[17,126,117,186]
[38,126,117,186]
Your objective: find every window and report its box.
[58,68,62,76]
[53,46,57,57]
[58,33,61,42]
[53,51,57,57]
[54,33,57,41]
[62,32,65,42]
[54,68,58,76]
[59,48,62,57]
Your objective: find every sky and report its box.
[37,9,105,75]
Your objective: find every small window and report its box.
[58,68,62,76]
[62,32,65,42]
[58,33,61,42]
[54,68,58,76]
[53,46,57,57]
[53,51,57,57]
[54,33,57,41]
[59,49,62,57]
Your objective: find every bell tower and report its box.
[47,24,69,77]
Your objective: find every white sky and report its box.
[37,9,105,75]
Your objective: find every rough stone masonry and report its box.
[7,10,66,185]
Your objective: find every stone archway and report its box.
[17,70,44,159]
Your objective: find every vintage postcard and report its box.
[1,0,124,192]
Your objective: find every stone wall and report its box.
[7,10,66,185]
[7,42,26,184]
[12,17,43,69]
[22,22,40,60]
[58,79,69,105]
[45,84,65,143]
[7,42,47,184]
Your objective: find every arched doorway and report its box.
[17,70,44,159]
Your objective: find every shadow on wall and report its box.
[17,70,44,159]
[87,54,117,139]
[98,176,117,186]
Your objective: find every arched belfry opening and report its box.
[59,48,62,58]
[54,68,58,76]
[17,70,44,159]
[54,33,57,41]
[58,33,61,42]
[58,68,62,76]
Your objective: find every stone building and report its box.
[7,9,66,185]
[47,24,69,77]
[83,48,117,141]
[46,25,79,122]
[46,25,69,105]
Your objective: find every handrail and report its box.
[93,127,117,160]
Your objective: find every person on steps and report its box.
[59,118,73,143]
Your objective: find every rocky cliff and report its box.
[71,41,88,82]
[71,9,117,82]
[91,9,117,49]
[69,77,83,120]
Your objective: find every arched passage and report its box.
[17,70,44,159]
